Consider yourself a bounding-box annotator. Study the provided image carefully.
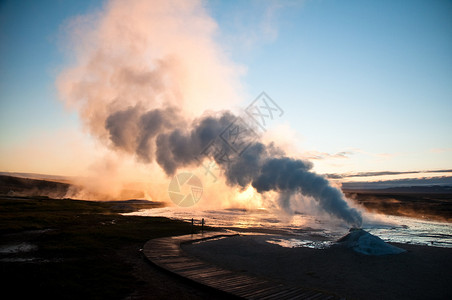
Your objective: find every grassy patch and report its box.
[0,196,202,299]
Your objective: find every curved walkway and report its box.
[142,232,341,300]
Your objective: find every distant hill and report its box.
[0,172,73,183]
[0,175,72,198]
[342,185,452,194]
[343,186,452,222]
[341,176,452,190]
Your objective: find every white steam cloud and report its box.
[57,0,362,227]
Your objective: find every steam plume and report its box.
[155,112,362,226]
[57,0,362,226]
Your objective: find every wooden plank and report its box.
[162,260,206,269]
[208,272,250,281]
[210,276,256,288]
[143,233,341,300]
[201,269,238,278]
[183,268,231,278]
[154,257,194,265]
[177,267,227,278]
[223,278,269,294]
[219,276,264,288]
[196,273,243,286]
[150,254,181,260]
[168,263,211,273]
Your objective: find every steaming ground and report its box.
[126,206,452,248]
[57,0,362,227]
[2,175,451,299]
[2,173,450,248]
[51,1,451,295]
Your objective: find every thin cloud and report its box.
[430,148,452,154]
[325,169,452,179]
[302,150,354,160]
[214,0,303,52]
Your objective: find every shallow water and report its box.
[125,207,452,248]
[0,243,37,254]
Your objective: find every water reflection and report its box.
[125,207,452,248]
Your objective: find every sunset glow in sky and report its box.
[1,0,451,183]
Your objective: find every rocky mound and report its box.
[337,228,406,255]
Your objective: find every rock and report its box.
[337,228,406,255]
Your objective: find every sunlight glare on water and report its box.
[125,207,452,248]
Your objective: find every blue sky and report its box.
[0,0,92,143]
[1,0,451,179]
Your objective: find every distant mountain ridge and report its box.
[0,175,72,198]
[0,172,73,183]
[343,185,452,194]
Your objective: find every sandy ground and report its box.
[182,235,452,300]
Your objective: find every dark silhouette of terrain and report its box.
[1,174,451,221]
[344,186,452,222]
[0,175,71,198]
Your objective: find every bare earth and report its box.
[182,235,452,300]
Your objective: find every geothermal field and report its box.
[1,174,451,299]
[1,0,452,299]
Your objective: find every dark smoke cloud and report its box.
[104,108,363,226]
[137,107,181,162]
[106,106,140,152]
[106,106,182,162]
[156,112,236,175]
[250,156,361,225]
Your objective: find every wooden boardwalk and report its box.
[142,232,341,299]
